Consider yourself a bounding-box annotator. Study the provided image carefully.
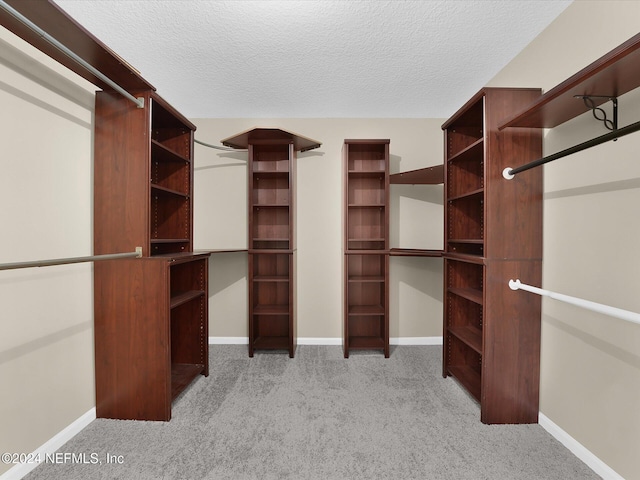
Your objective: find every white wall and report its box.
[192,118,444,341]
[0,29,96,476]
[487,1,640,478]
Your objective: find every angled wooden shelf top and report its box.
[0,0,154,92]
[390,164,444,185]
[221,128,322,152]
[499,32,640,129]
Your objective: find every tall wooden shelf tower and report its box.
[342,139,391,358]
[442,88,543,424]
[222,128,321,358]
[93,90,211,421]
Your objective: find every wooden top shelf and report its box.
[0,0,154,92]
[499,32,640,129]
[221,128,321,152]
[390,165,444,185]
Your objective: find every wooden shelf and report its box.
[348,275,385,282]
[448,239,484,245]
[348,169,386,175]
[151,140,190,164]
[449,325,483,353]
[171,363,205,400]
[253,336,290,350]
[151,184,189,198]
[448,138,484,163]
[253,275,289,282]
[389,248,443,257]
[442,252,485,264]
[170,290,205,309]
[499,32,640,129]
[348,336,386,350]
[253,305,290,315]
[448,188,484,202]
[390,165,444,185]
[448,287,483,305]
[448,365,481,402]
[348,305,385,316]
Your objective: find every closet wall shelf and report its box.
[389,248,443,257]
[499,32,640,130]
[0,0,154,92]
[389,164,444,185]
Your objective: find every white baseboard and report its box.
[538,412,624,480]
[210,337,443,346]
[298,337,342,345]
[1,408,96,480]
[209,336,248,344]
[391,336,443,345]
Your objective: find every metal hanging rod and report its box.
[503,118,640,179]
[509,279,640,326]
[194,138,247,152]
[0,0,144,109]
[0,247,142,271]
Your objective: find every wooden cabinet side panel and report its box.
[482,260,542,424]
[94,259,171,421]
[484,89,543,260]
[94,91,151,256]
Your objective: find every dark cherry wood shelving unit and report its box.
[343,140,390,358]
[442,88,543,424]
[498,32,640,130]
[221,128,321,358]
[93,89,211,421]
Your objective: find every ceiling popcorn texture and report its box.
[55,0,572,118]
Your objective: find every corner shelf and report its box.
[389,164,444,185]
[499,32,640,130]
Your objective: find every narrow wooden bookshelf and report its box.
[221,128,321,358]
[343,140,390,358]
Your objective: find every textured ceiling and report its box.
[54,0,572,119]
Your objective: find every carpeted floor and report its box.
[24,345,600,479]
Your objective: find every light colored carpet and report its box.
[24,345,600,479]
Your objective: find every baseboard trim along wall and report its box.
[1,408,96,480]
[209,337,444,346]
[538,413,624,480]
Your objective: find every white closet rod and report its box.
[509,279,640,326]
[0,0,144,109]
[0,248,142,271]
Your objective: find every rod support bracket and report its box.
[135,247,143,258]
[502,167,515,180]
[574,95,618,134]
[136,97,145,109]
